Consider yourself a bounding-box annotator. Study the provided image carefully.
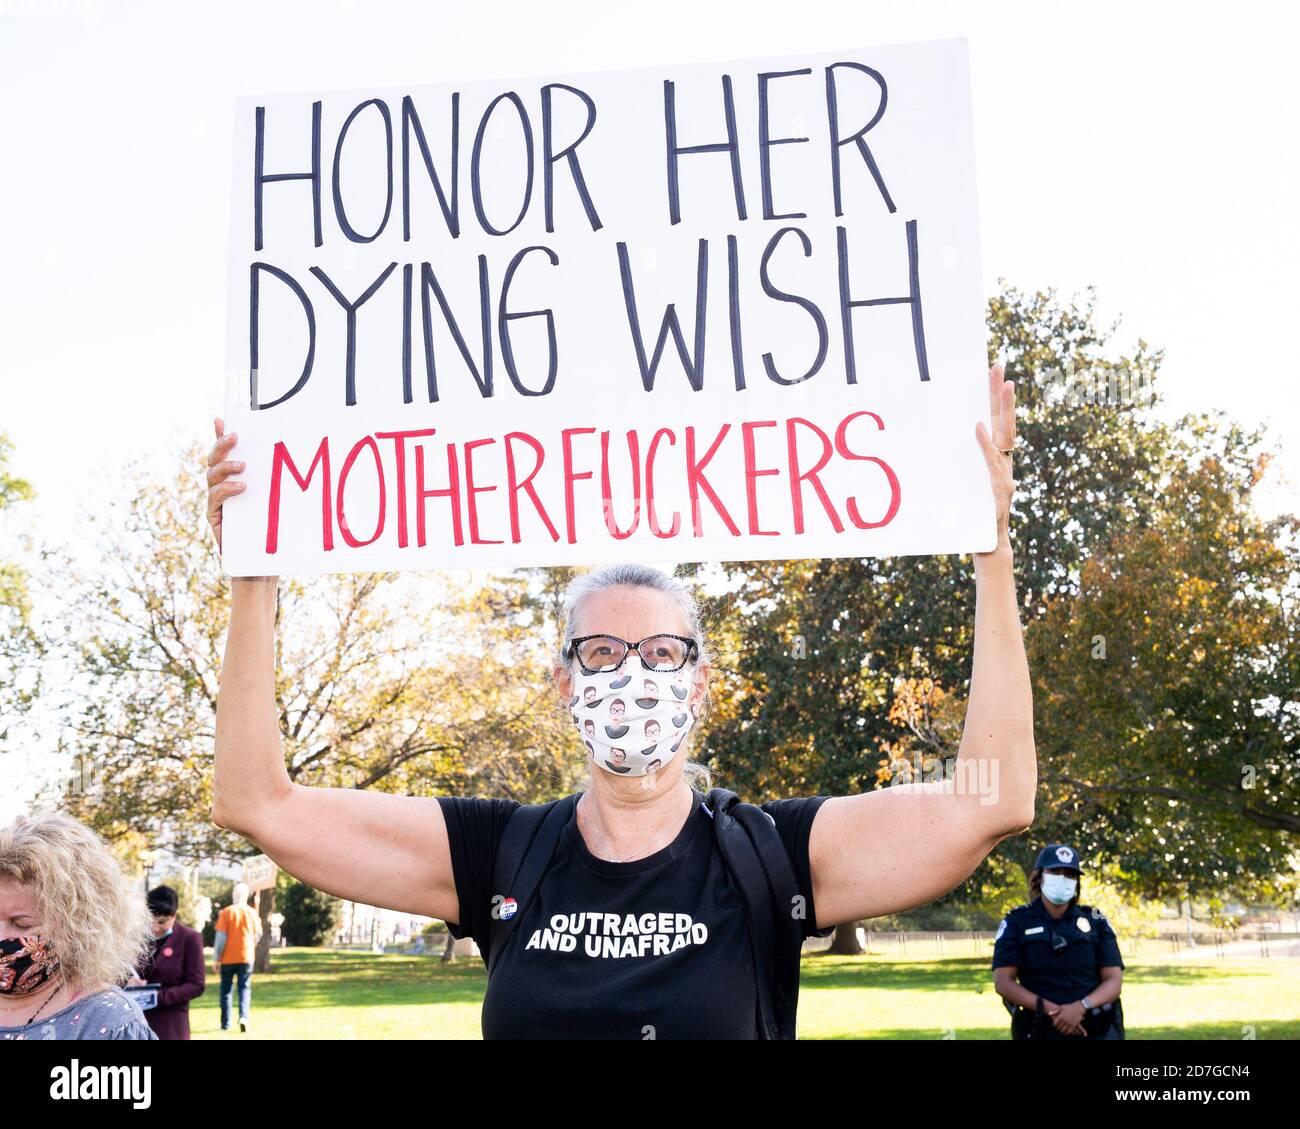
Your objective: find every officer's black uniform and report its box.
[992,844,1125,1040]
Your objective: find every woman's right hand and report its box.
[206,417,246,554]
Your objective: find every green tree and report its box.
[280,879,343,947]
[1027,433,1299,904]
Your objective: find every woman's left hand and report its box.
[1051,999,1088,1036]
[974,362,1016,554]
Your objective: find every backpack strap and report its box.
[703,787,805,1039]
[486,793,580,978]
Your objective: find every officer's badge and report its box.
[1076,916,1091,933]
[1055,846,1074,864]
[994,919,1007,941]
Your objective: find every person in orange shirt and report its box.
[213,882,262,1033]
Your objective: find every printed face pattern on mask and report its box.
[570,661,696,777]
[0,935,61,996]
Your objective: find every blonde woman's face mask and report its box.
[0,935,62,996]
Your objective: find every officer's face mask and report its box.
[1041,873,1078,905]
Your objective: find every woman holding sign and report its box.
[207,363,1033,1039]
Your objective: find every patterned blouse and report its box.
[0,986,158,1040]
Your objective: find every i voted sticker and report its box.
[499,897,518,921]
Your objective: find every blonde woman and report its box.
[207,363,1034,1039]
[0,814,158,1040]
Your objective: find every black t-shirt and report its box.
[437,789,830,1039]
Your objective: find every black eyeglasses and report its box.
[566,633,699,674]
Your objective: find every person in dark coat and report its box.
[128,885,206,1040]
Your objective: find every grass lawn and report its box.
[188,948,1300,1040]
[798,954,1300,1039]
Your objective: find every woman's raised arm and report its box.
[206,419,460,923]
[807,364,1037,927]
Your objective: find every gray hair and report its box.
[557,563,714,792]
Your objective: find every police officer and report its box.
[992,844,1125,1039]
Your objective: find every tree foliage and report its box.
[1027,432,1300,901]
[280,879,343,947]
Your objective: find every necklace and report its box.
[580,788,693,863]
[22,977,69,1027]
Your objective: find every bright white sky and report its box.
[1,0,1297,820]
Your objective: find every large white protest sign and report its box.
[221,37,994,576]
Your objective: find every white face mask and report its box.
[569,659,698,777]
[1042,873,1078,904]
